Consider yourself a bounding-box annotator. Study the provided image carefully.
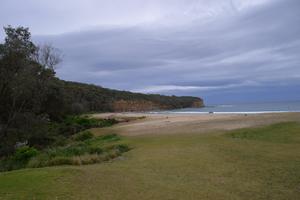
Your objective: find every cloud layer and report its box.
[1,0,300,103]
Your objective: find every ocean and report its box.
[153,101,300,114]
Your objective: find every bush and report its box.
[97,119,118,127]
[72,154,103,165]
[0,158,17,172]
[105,144,130,154]
[58,116,118,136]
[73,131,94,141]
[14,146,39,162]
[48,157,73,166]
[100,134,120,142]
[27,154,48,168]
[46,143,88,157]
[88,147,103,154]
[115,144,130,153]
[0,146,39,171]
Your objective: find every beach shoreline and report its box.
[91,112,300,136]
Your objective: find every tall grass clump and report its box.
[26,133,130,169]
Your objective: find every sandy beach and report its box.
[91,112,300,136]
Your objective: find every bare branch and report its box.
[33,43,63,70]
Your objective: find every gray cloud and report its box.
[1,0,300,103]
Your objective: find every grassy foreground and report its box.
[1,122,300,199]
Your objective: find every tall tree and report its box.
[0,26,62,156]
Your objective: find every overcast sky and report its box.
[1,0,300,104]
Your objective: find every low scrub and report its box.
[0,146,39,171]
[73,131,94,141]
[0,115,119,158]
[54,116,118,136]
[1,133,130,171]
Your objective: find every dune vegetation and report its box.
[1,121,300,200]
[0,115,130,172]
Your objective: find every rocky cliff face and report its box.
[191,100,204,108]
[113,100,159,112]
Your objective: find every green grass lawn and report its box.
[1,122,300,200]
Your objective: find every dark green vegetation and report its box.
[26,133,129,168]
[0,122,299,199]
[0,26,202,158]
[0,115,128,171]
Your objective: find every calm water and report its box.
[154,101,300,114]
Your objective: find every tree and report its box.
[33,44,62,71]
[0,26,63,156]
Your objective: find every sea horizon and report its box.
[152,100,300,114]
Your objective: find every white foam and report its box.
[150,111,300,115]
[216,105,234,108]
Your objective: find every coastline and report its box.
[151,110,300,114]
[91,112,300,136]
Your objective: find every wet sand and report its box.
[91,112,300,136]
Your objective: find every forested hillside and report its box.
[62,80,203,113]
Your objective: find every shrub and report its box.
[48,143,88,157]
[0,158,17,172]
[97,119,118,127]
[115,144,130,153]
[14,146,39,162]
[77,154,101,165]
[100,134,120,142]
[88,147,103,154]
[73,131,94,141]
[58,116,118,136]
[27,153,49,168]
[107,149,121,159]
[0,146,39,171]
[48,157,73,166]
[52,135,69,146]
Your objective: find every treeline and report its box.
[0,26,203,158]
